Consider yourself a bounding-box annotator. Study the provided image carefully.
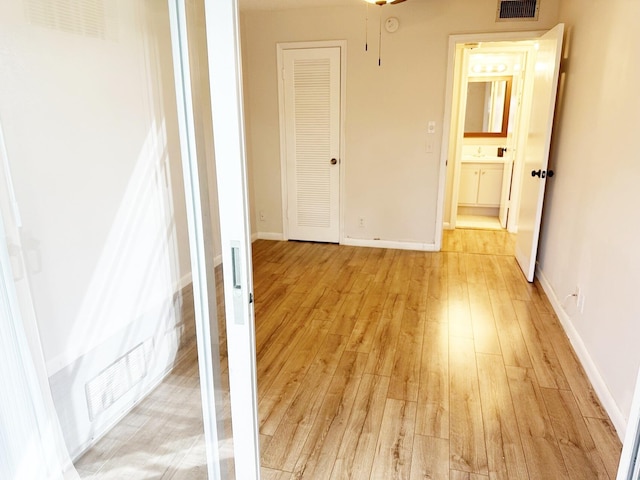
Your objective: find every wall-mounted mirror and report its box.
[464,76,512,137]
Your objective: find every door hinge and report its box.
[249,292,254,304]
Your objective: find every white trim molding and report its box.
[536,269,625,439]
[341,237,437,252]
[256,232,285,241]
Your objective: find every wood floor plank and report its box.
[442,229,463,252]
[529,279,555,316]
[387,305,424,402]
[259,318,329,435]
[410,434,449,480]
[584,417,622,480]
[369,399,417,479]
[328,292,366,336]
[293,351,368,479]
[261,467,293,480]
[349,272,374,295]
[461,229,482,254]
[467,283,502,355]
[407,261,429,315]
[330,374,389,480]
[345,282,386,353]
[506,366,569,480]
[261,334,349,471]
[542,387,610,480]
[388,250,416,295]
[464,253,486,285]
[479,255,508,292]
[540,311,608,420]
[426,262,448,323]
[448,273,474,339]
[446,251,467,283]
[490,296,533,369]
[415,321,449,439]
[364,293,405,376]
[513,300,570,389]
[277,334,348,427]
[372,248,398,284]
[257,306,314,397]
[449,471,489,480]
[496,256,532,301]
[449,336,488,475]
[476,353,528,480]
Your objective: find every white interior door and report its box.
[203,1,261,478]
[282,47,341,243]
[170,0,260,478]
[515,24,564,282]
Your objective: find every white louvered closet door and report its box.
[283,47,341,243]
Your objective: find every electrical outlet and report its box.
[358,216,365,228]
[259,210,266,222]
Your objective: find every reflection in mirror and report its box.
[464,76,512,137]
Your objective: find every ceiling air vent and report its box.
[496,0,540,21]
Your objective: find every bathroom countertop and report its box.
[461,155,511,164]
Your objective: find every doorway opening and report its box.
[436,25,564,282]
[443,38,539,234]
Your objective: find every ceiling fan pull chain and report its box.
[378,10,382,66]
[365,3,369,51]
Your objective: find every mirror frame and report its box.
[464,75,513,138]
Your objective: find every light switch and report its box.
[427,121,436,134]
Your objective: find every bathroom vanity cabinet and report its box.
[458,161,504,207]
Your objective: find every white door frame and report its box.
[276,40,347,243]
[435,30,544,250]
[169,0,260,478]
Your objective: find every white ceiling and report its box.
[239,0,364,11]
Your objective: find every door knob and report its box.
[531,169,554,179]
[330,158,338,165]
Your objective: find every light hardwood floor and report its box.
[77,229,622,479]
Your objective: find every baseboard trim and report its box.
[256,232,285,241]
[341,238,437,252]
[536,269,626,440]
[177,273,192,292]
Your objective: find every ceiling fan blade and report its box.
[390,0,407,3]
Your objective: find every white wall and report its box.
[537,0,640,436]
[0,0,196,457]
[240,0,558,245]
